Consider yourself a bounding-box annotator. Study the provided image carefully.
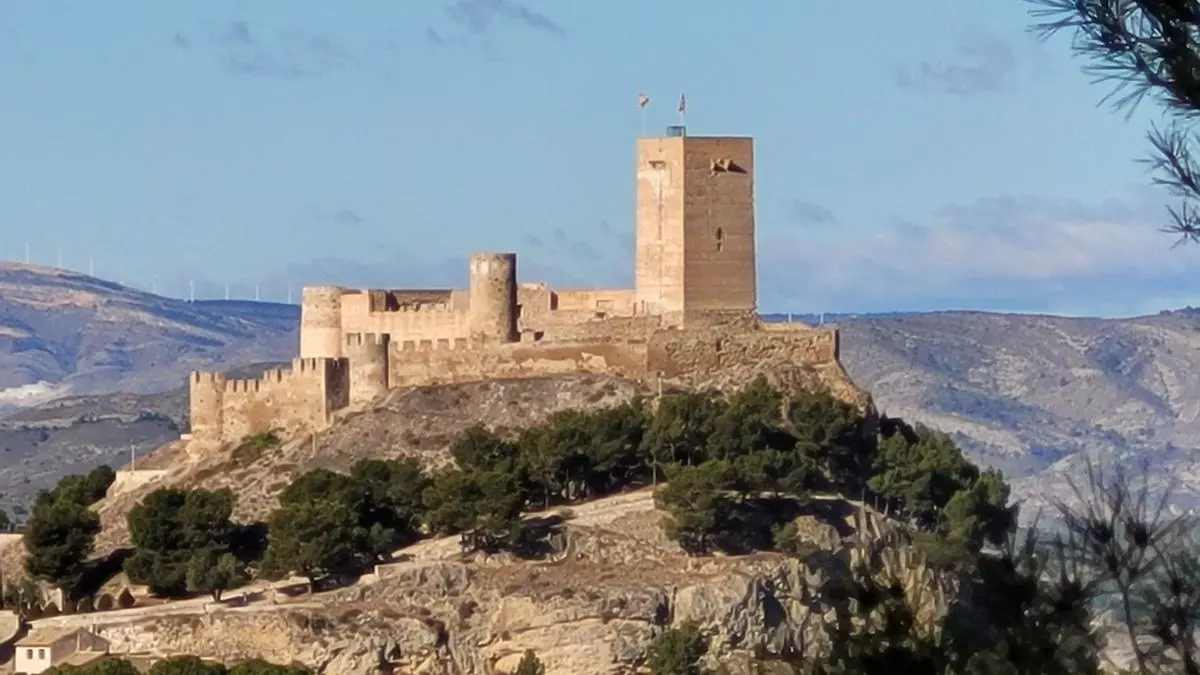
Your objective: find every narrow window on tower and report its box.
[715,227,725,252]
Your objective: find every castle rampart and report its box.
[388,339,649,388]
[345,332,390,406]
[188,357,349,445]
[186,131,867,447]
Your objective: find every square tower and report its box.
[634,132,756,322]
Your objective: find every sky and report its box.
[1,0,1198,317]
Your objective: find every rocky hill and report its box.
[22,489,924,675]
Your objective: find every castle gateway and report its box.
[188,131,855,446]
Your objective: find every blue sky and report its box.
[1,0,1197,316]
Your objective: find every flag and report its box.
[638,92,650,108]
[677,93,686,114]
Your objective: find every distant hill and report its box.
[834,309,1200,518]
[0,262,299,406]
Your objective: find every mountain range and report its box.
[2,261,1199,520]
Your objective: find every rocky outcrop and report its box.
[69,493,955,675]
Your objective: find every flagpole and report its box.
[637,92,650,137]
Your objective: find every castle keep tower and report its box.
[634,131,756,322]
[467,252,518,343]
[300,286,345,359]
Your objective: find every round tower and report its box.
[300,286,345,359]
[345,332,390,406]
[467,252,518,344]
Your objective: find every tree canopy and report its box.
[1029,0,1200,243]
[124,487,239,598]
[22,467,114,596]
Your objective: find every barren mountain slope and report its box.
[0,363,283,515]
[837,309,1200,516]
[0,262,297,402]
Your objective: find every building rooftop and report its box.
[59,652,107,668]
[15,627,81,646]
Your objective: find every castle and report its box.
[187,129,860,446]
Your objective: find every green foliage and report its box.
[46,658,142,675]
[147,656,227,675]
[124,488,237,597]
[276,459,431,567]
[422,467,524,552]
[34,465,116,508]
[654,461,734,555]
[50,656,299,675]
[232,432,281,466]
[22,473,103,595]
[228,659,311,675]
[262,498,359,583]
[647,622,709,675]
[513,650,545,675]
[186,550,244,601]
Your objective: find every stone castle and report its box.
[187,130,861,446]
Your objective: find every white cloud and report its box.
[757,194,1200,315]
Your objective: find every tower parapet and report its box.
[467,252,518,344]
[345,332,390,406]
[188,371,227,442]
[300,286,345,359]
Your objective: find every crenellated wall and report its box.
[388,338,648,388]
[188,357,350,445]
[345,332,390,406]
[342,295,471,344]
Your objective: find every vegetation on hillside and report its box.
[21,376,1200,673]
[20,465,113,598]
[45,655,309,675]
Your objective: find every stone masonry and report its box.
[187,130,862,446]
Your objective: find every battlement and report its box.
[191,371,226,385]
[188,357,350,445]
[395,337,470,352]
[345,332,389,348]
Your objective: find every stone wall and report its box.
[647,326,836,377]
[106,470,170,498]
[389,340,648,388]
[188,357,350,446]
[341,293,470,345]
